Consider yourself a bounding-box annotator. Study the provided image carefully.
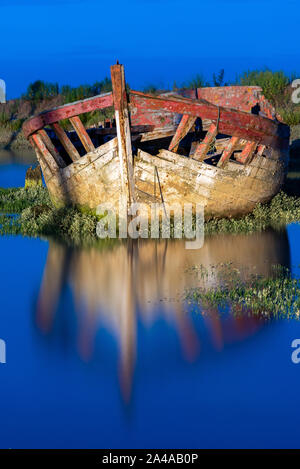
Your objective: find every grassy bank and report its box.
[1,186,300,245]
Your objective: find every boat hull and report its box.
[41,138,288,218]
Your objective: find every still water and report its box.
[1,161,300,449]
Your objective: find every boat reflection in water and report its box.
[36,229,290,401]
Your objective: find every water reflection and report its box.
[0,149,35,164]
[36,229,290,401]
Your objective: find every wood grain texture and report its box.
[111,63,136,206]
[51,122,80,162]
[69,116,95,153]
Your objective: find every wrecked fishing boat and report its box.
[22,63,290,217]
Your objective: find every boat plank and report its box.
[23,92,113,138]
[235,141,257,164]
[31,133,60,174]
[51,122,81,161]
[168,114,196,153]
[111,63,136,206]
[193,123,218,161]
[129,91,289,149]
[38,129,66,168]
[217,137,240,168]
[69,116,95,153]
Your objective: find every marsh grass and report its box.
[0,187,52,213]
[278,108,300,126]
[1,188,300,245]
[0,186,50,213]
[239,69,291,106]
[205,192,300,234]
[185,264,300,319]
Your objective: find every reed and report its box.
[185,264,300,319]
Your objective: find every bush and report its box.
[239,69,291,105]
[278,108,300,126]
[61,77,112,104]
[23,80,59,102]
[181,74,208,89]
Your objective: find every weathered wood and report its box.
[22,63,289,218]
[129,91,289,149]
[23,92,113,138]
[95,124,179,142]
[134,147,286,217]
[133,126,176,142]
[51,122,80,162]
[193,123,218,161]
[38,129,66,168]
[168,114,196,152]
[96,124,153,136]
[69,116,95,153]
[31,133,60,173]
[257,144,266,156]
[111,63,136,205]
[217,137,240,168]
[197,86,275,119]
[235,141,257,164]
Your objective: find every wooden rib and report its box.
[129,91,289,150]
[23,92,113,138]
[235,141,257,164]
[111,63,136,206]
[257,144,266,156]
[30,133,59,174]
[51,122,80,161]
[193,123,218,161]
[38,129,66,168]
[168,114,196,153]
[69,116,95,153]
[217,136,240,168]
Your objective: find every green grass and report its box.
[205,191,300,235]
[278,108,300,126]
[238,69,291,105]
[1,188,300,245]
[185,264,300,319]
[0,186,51,212]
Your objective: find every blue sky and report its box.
[1,0,299,98]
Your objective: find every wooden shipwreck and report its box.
[23,63,290,218]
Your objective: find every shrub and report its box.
[239,69,290,105]
[182,74,208,89]
[278,108,300,126]
[23,80,59,102]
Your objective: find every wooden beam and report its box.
[30,133,60,174]
[23,92,113,138]
[193,123,218,161]
[217,136,240,168]
[69,116,95,153]
[51,122,80,162]
[257,144,266,156]
[129,91,289,149]
[38,129,66,168]
[168,114,196,153]
[235,141,257,164]
[111,63,136,206]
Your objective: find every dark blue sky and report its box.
[1,0,299,99]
